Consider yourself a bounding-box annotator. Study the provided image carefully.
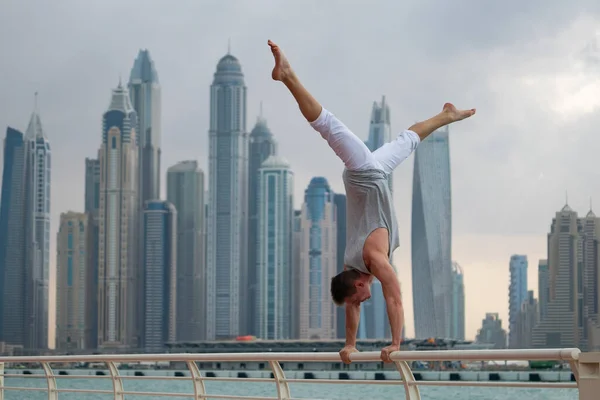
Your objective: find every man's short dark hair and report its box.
[330,269,361,306]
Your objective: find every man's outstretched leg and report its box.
[373,104,476,174]
[268,40,378,171]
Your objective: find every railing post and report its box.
[40,362,57,400]
[186,361,207,399]
[393,360,421,400]
[106,361,124,400]
[0,361,4,400]
[577,352,600,400]
[269,361,291,400]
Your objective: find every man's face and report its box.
[345,276,373,305]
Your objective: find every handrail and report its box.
[0,347,582,363]
[0,348,598,400]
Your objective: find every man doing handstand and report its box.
[267,40,475,364]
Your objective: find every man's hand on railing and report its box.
[380,343,400,363]
[339,345,359,364]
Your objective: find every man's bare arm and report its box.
[345,302,360,347]
[370,262,404,346]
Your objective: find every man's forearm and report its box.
[345,303,360,346]
[384,295,404,346]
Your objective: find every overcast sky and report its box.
[1,0,600,346]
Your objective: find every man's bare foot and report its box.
[442,103,476,123]
[268,40,293,82]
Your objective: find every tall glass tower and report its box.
[257,156,293,339]
[509,255,528,348]
[206,52,249,339]
[166,161,206,341]
[97,82,139,349]
[247,114,277,335]
[24,101,52,351]
[411,126,452,339]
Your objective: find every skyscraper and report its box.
[516,290,538,348]
[23,102,52,351]
[411,126,452,339]
[366,96,392,192]
[450,261,465,340]
[532,204,582,349]
[291,210,302,339]
[128,49,161,209]
[206,51,248,339]
[509,255,528,348]
[256,156,293,339]
[128,49,161,347]
[97,82,139,349]
[166,161,206,341]
[0,127,27,348]
[538,259,549,321]
[142,201,176,352]
[333,194,347,339]
[298,178,337,340]
[247,113,277,335]
[84,158,100,347]
[55,212,94,350]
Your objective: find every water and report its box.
[2,377,578,399]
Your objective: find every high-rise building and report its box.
[97,82,139,350]
[55,212,94,350]
[206,51,248,339]
[290,210,302,339]
[247,114,277,335]
[128,49,161,211]
[411,126,452,339]
[366,96,392,193]
[509,255,528,348]
[532,204,584,349]
[142,201,176,352]
[515,290,538,348]
[298,178,337,340]
[256,156,293,339]
[475,313,507,349]
[0,100,52,352]
[128,49,161,346]
[166,161,206,341]
[538,259,549,321]
[23,103,52,351]
[0,127,27,349]
[450,261,465,340]
[84,158,100,347]
[333,194,347,339]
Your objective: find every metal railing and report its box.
[0,348,599,399]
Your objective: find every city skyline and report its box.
[2,0,600,347]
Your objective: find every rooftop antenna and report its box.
[260,101,263,118]
[118,74,123,88]
[565,190,569,206]
[228,37,231,55]
[34,91,39,113]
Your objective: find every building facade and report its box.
[475,313,507,349]
[97,83,139,349]
[206,52,249,339]
[366,96,393,193]
[0,127,27,350]
[298,178,337,340]
[450,261,465,340]
[143,201,177,352]
[515,290,538,349]
[411,126,452,339]
[55,212,94,350]
[166,161,206,341]
[256,156,293,340]
[84,158,100,347]
[509,255,528,348]
[247,115,277,336]
[291,210,302,340]
[538,259,549,322]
